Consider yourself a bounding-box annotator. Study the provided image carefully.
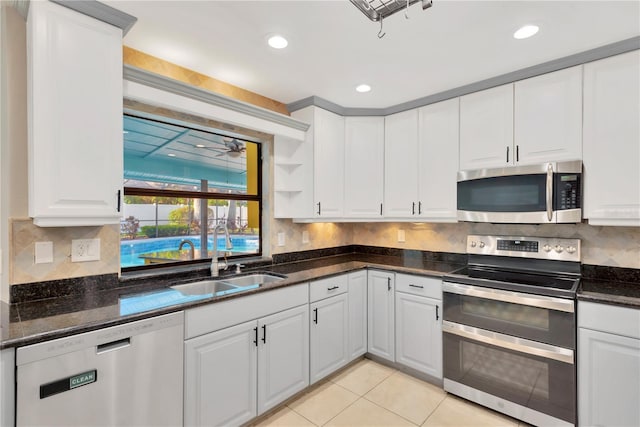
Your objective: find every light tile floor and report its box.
[254,359,530,427]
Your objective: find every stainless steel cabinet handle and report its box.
[442,321,574,364]
[546,163,553,221]
[409,284,424,289]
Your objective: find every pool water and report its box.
[121,235,259,268]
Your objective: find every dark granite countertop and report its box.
[2,248,638,350]
[0,252,463,349]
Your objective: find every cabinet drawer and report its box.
[578,301,640,339]
[310,275,348,303]
[395,274,442,300]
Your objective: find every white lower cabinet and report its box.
[257,305,310,414]
[578,301,640,427]
[394,274,443,379]
[310,293,349,384]
[183,284,309,426]
[368,270,395,362]
[184,321,258,426]
[348,271,368,360]
[395,292,442,378]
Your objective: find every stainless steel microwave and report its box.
[457,160,582,224]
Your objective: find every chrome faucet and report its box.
[211,223,233,277]
[178,239,195,260]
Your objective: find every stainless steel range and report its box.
[442,235,581,427]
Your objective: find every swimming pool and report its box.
[121,235,259,268]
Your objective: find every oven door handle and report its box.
[442,282,574,313]
[443,321,574,364]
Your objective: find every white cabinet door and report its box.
[384,110,419,217]
[459,84,514,170]
[344,117,385,218]
[578,328,640,427]
[314,108,345,217]
[257,305,309,415]
[367,270,395,362]
[310,294,349,384]
[395,292,442,379]
[583,50,640,226]
[418,98,459,221]
[348,270,368,360]
[27,1,123,226]
[515,66,583,165]
[184,320,258,427]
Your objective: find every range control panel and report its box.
[467,235,581,262]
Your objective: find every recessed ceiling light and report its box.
[514,25,539,40]
[168,153,176,157]
[195,144,205,148]
[268,35,288,49]
[356,84,371,93]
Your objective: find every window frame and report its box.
[121,115,263,272]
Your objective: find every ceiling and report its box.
[110,1,639,109]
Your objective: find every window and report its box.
[121,114,262,270]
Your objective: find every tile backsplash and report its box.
[11,219,120,285]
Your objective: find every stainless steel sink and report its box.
[171,273,286,296]
[170,280,239,296]
[218,273,286,287]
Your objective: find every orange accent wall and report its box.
[123,46,290,116]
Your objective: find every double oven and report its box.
[443,235,580,427]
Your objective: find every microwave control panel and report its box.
[555,173,581,210]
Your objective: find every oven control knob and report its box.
[555,245,564,253]
[479,242,485,248]
[543,244,552,252]
[470,241,477,248]
[566,246,576,254]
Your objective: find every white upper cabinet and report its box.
[314,107,345,218]
[27,1,123,226]
[417,98,459,221]
[583,50,640,226]
[514,65,583,165]
[384,109,420,217]
[290,106,345,219]
[344,117,385,218]
[459,84,514,170]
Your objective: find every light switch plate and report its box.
[35,241,54,264]
[277,232,285,247]
[302,231,309,244]
[71,238,101,262]
[398,229,406,243]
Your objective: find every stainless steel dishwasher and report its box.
[16,311,184,427]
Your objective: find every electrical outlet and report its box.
[71,238,101,262]
[277,232,285,247]
[302,231,309,244]
[35,242,54,264]
[398,229,406,243]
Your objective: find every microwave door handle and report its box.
[546,163,553,222]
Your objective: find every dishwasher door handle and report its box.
[96,337,131,354]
